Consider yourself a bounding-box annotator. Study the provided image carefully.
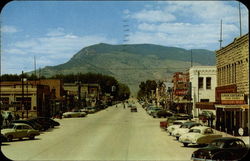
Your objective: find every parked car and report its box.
[131,106,137,112]
[62,110,87,118]
[166,120,188,135]
[86,107,98,114]
[152,109,174,118]
[1,133,7,142]
[159,114,191,129]
[30,117,58,130]
[191,137,249,161]
[172,122,202,140]
[147,107,162,115]
[1,123,40,141]
[11,120,44,131]
[179,126,222,147]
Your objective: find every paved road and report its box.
[2,103,198,160]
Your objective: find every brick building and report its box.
[0,81,50,118]
[172,72,192,114]
[215,33,249,136]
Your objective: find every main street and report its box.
[2,103,198,160]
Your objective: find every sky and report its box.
[0,1,248,74]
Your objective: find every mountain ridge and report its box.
[39,43,216,94]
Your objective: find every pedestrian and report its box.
[7,113,13,125]
[123,103,125,109]
[15,114,20,120]
[59,111,63,119]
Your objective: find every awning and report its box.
[196,102,215,110]
[215,104,249,111]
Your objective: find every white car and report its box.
[172,122,202,140]
[179,126,222,147]
[166,120,188,135]
[62,110,87,118]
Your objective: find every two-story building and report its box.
[189,66,217,118]
[215,33,249,136]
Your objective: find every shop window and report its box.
[198,77,203,89]
[206,77,211,89]
[200,99,209,102]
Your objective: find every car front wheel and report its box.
[183,143,188,147]
[7,135,13,142]
[29,134,35,140]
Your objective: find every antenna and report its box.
[34,56,36,77]
[190,49,193,67]
[219,19,223,49]
[239,2,242,36]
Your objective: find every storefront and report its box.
[215,104,249,136]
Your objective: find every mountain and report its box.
[39,43,216,95]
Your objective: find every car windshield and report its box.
[189,129,201,133]
[5,124,15,129]
[210,140,224,148]
[173,122,183,125]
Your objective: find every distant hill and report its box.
[39,43,216,95]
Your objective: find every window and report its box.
[198,77,203,89]
[206,77,211,89]
[200,99,209,102]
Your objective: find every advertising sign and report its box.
[221,93,245,104]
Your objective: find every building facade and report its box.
[189,66,217,117]
[172,72,192,114]
[0,81,50,118]
[215,33,249,136]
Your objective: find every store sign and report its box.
[221,93,245,104]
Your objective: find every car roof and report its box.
[173,120,188,123]
[212,137,244,142]
[11,123,31,126]
[190,126,210,130]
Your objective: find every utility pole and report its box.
[219,19,223,49]
[21,71,24,112]
[239,2,242,36]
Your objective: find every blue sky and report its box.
[1,1,248,74]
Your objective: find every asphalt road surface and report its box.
[2,103,199,160]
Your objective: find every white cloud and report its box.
[130,9,176,22]
[126,1,248,50]
[2,28,118,73]
[1,25,19,33]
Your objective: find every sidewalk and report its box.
[213,129,249,146]
[192,118,249,146]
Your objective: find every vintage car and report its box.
[179,126,222,147]
[160,114,191,129]
[1,123,40,141]
[166,120,189,135]
[152,109,174,118]
[62,110,87,118]
[172,122,202,140]
[191,137,249,161]
[131,106,137,112]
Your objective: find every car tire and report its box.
[7,135,13,142]
[29,134,35,140]
[183,143,188,147]
[68,115,71,118]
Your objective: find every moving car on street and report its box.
[179,126,222,147]
[191,137,249,161]
[172,122,202,140]
[1,123,40,141]
[131,106,137,112]
[63,110,87,118]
